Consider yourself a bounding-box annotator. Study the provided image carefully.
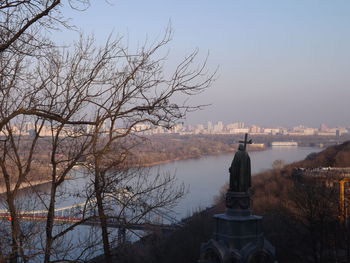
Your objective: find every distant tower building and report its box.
[218,121,224,130]
[207,121,213,133]
[320,123,329,132]
[336,129,340,137]
[227,122,245,134]
[227,122,245,130]
[195,124,204,134]
[250,125,261,133]
[171,124,183,133]
[214,121,224,133]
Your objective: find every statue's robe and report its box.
[229,150,251,192]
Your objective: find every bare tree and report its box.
[272,159,285,170]
[48,32,211,262]
[0,28,213,263]
[0,1,214,262]
[285,180,339,263]
[0,117,44,262]
[0,0,91,54]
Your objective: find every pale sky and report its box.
[57,0,350,128]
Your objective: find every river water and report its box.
[150,146,322,218]
[0,146,322,260]
[1,146,322,218]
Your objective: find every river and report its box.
[150,146,322,218]
[1,146,322,218]
[0,146,322,260]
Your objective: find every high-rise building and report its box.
[207,121,213,133]
[250,125,261,133]
[320,123,329,132]
[214,121,224,133]
[227,122,244,129]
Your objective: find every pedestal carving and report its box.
[199,191,275,263]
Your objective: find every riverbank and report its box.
[136,146,267,167]
[92,141,350,263]
[0,144,325,262]
[133,135,267,168]
[138,152,234,167]
[0,179,52,195]
[0,176,75,196]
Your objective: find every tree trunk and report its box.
[7,193,20,263]
[95,172,112,263]
[44,183,57,263]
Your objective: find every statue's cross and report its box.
[239,133,252,151]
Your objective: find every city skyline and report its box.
[57,1,350,128]
[183,120,350,129]
[4,120,348,137]
[168,121,349,136]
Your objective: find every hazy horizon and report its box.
[58,1,350,128]
[181,120,349,129]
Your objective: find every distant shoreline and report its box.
[138,147,266,168]
[0,176,74,196]
[0,179,51,196]
[0,148,265,196]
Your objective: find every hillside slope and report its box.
[93,141,350,263]
[294,141,350,168]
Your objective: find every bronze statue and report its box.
[229,134,252,192]
[199,133,276,263]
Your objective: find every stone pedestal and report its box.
[199,191,275,263]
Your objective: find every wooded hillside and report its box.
[104,141,350,263]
